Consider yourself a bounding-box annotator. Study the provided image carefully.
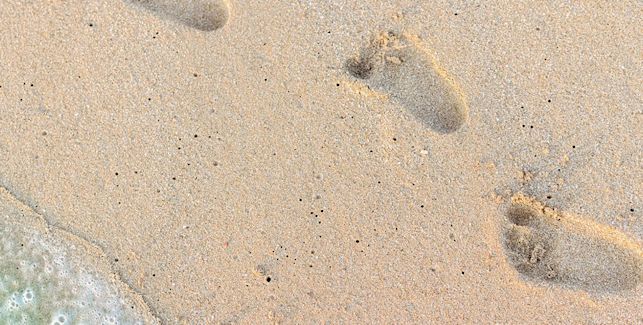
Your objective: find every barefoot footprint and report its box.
[126,0,230,31]
[503,194,643,292]
[346,31,469,133]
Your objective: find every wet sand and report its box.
[0,1,641,323]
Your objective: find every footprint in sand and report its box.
[502,194,643,292]
[126,0,230,31]
[346,31,469,133]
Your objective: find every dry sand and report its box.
[0,0,641,323]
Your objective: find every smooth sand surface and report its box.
[0,1,641,323]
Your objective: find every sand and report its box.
[0,0,641,323]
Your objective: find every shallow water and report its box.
[0,222,146,325]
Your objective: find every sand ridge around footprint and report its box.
[502,193,643,293]
[125,0,230,31]
[346,30,469,134]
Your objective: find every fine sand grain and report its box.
[0,0,641,323]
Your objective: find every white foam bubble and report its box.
[22,288,34,303]
[0,223,149,324]
[50,313,68,325]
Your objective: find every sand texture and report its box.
[0,0,641,324]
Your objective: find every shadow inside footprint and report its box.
[502,194,643,292]
[126,0,230,31]
[346,31,469,134]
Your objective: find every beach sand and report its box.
[0,0,641,323]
